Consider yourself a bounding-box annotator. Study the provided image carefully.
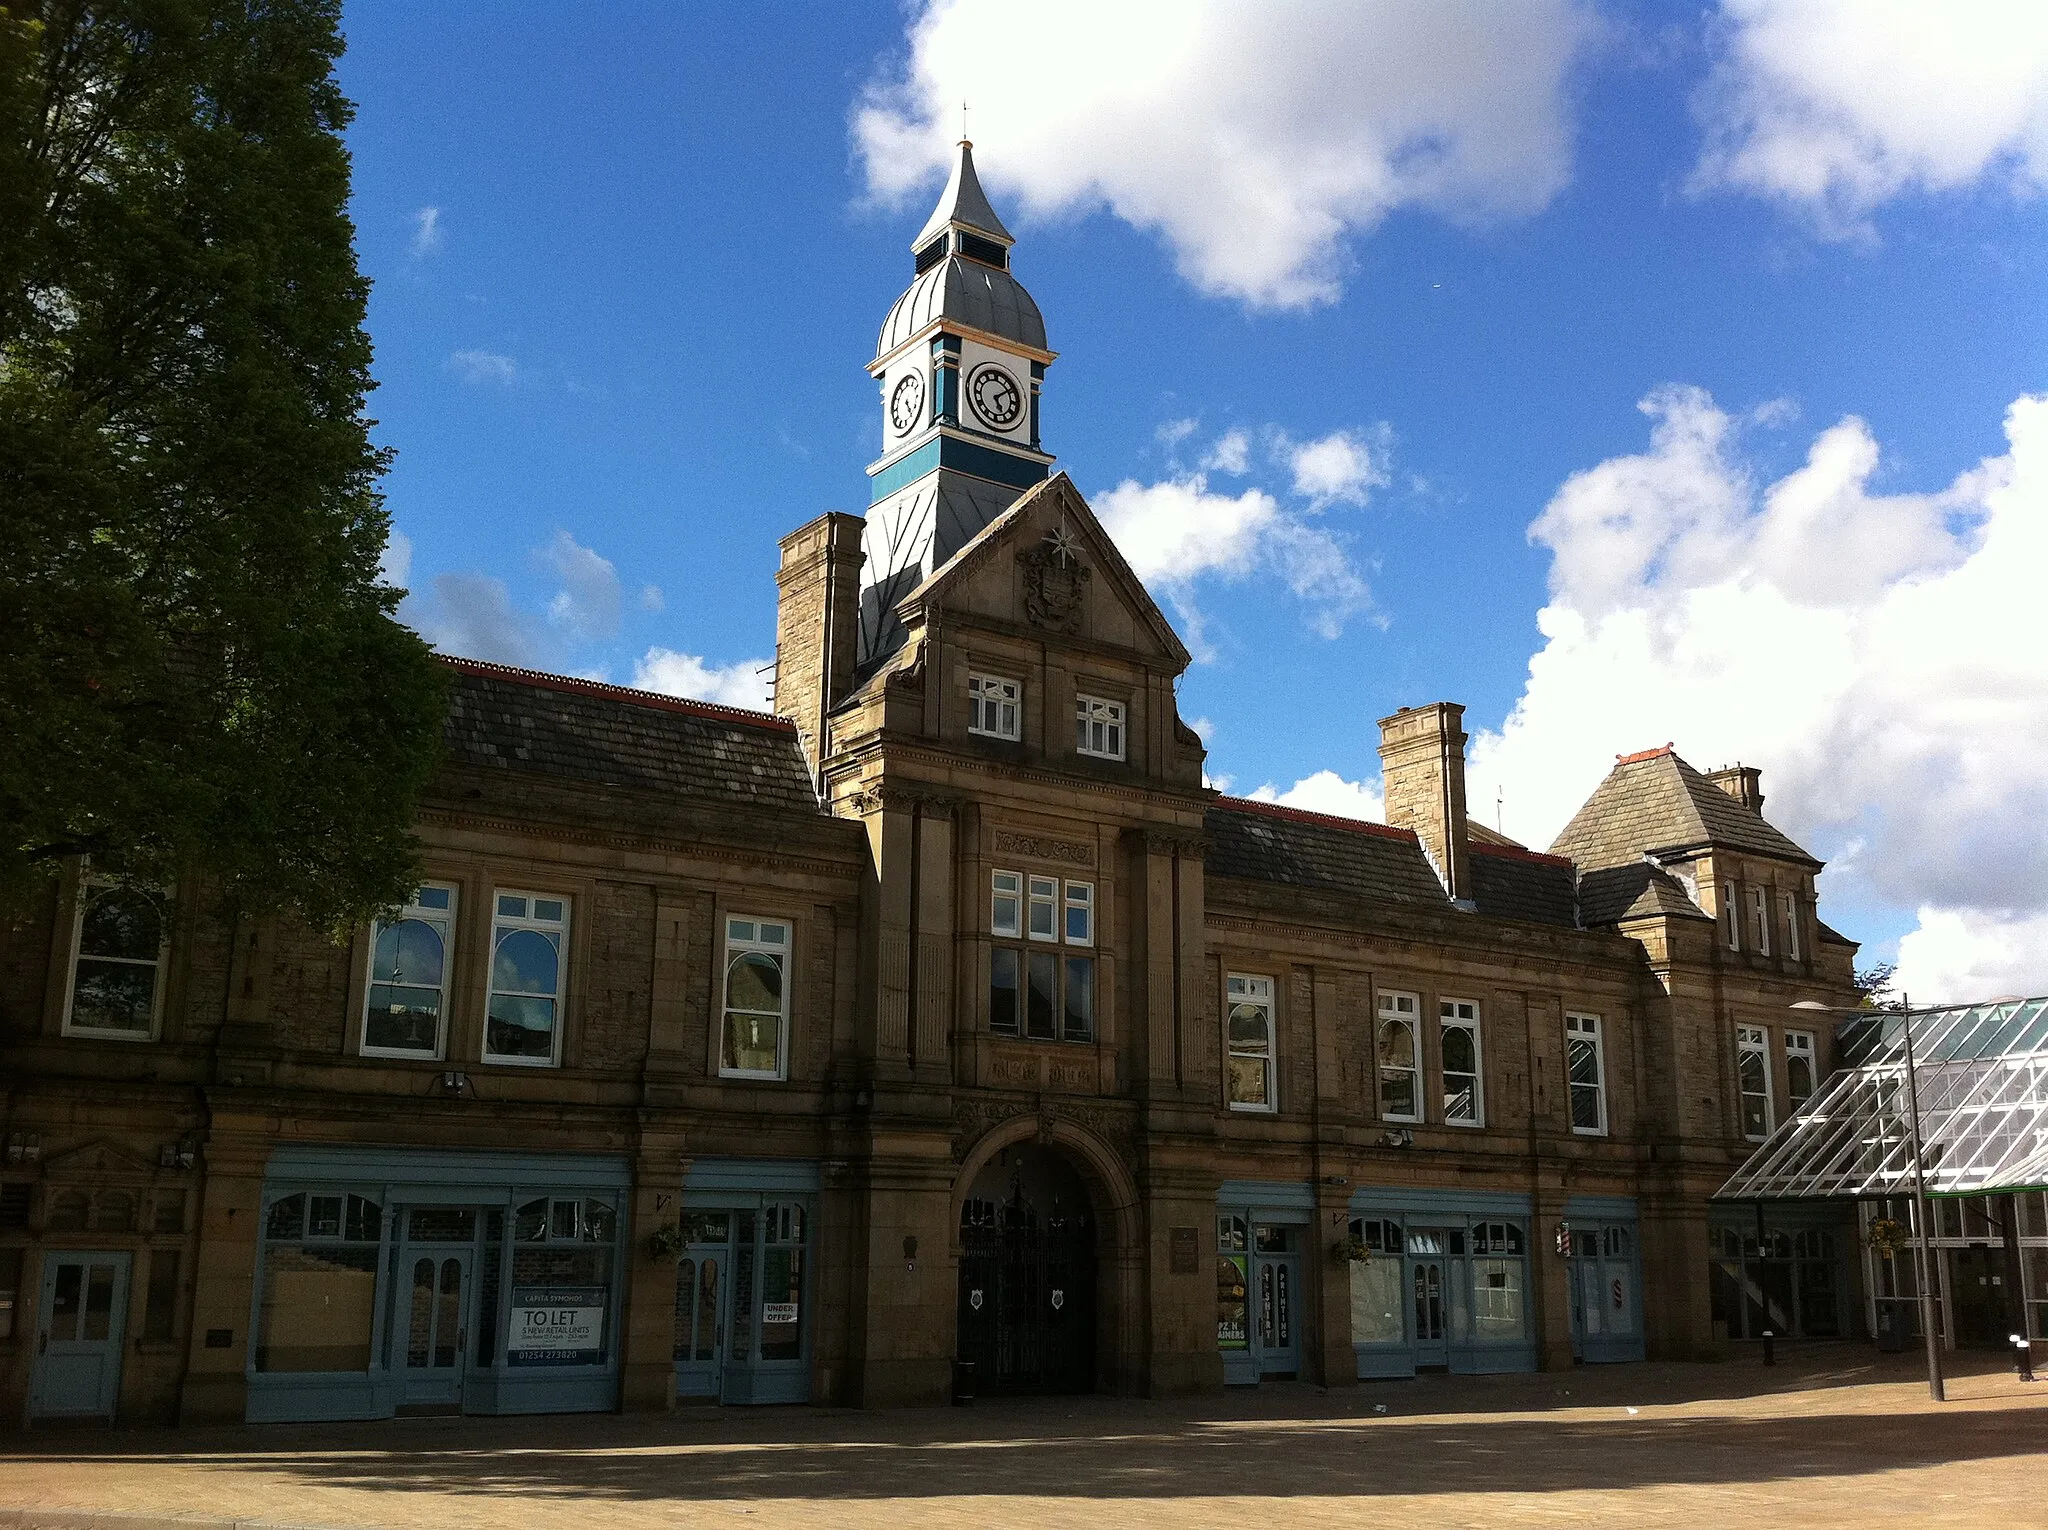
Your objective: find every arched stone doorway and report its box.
[955,1140,1101,1394]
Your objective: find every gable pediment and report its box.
[895,473,1192,672]
[41,1137,161,1182]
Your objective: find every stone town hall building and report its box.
[1,145,1862,1426]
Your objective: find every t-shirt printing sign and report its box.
[506,1286,607,1366]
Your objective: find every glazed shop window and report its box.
[1075,694,1126,760]
[361,883,457,1058]
[1786,1029,1818,1113]
[1471,1222,1527,1341]
[255,1192,383,1373]
[1440,999,1483,1126]
[1377,991,1421,1123]
[1565,1012,1608,1135]
[1346,1218,1404,1344]
[1226,974,1275,1112]
[989,873,1095,1043]
[63,879,168,1040]
[1216,1214,1250,1351]
[1738,1024,1773,1140]
[721,917,791,1079]
[510,1196,618,1369]
[969,673,1021,740]
[485,892,569,1066]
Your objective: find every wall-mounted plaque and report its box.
[1169,1225,1200,1275]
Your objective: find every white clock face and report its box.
[967,363,1023,430]
[889,371,926,435]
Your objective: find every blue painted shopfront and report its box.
[676,1158,818,1405]
[1347,1187,1539,1378]
[1215,1180,1313,1386]
[1564,1194,1645,1364]
[246,1146,632,1423]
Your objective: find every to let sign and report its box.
[506,1285,606,1367]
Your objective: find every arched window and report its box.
[65,882,167,1039]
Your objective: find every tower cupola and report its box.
[858,141,1057,667]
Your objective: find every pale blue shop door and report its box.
[32,1252,130,1419]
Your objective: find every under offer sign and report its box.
[506,1286,606,1367]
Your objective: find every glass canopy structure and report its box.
[1717,998,2048,1203]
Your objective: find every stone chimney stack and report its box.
[1705,764,1764,814]
[1378,702,1472,903]
[774,511,865,779]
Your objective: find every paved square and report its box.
[3,1348,2045,1530]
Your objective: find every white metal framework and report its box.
[1717,997,2048,1202]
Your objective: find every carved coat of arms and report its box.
[1019,524,1091,632]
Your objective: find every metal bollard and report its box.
[2013,1335,2036,1384]
[1761,1329,1776,1366]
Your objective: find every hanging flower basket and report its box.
[1331,1236,1372,1265]
[644,1222,684,1261]
[1867,1218,1909,1258]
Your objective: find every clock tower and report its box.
[859,140,1056,667]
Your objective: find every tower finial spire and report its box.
[913,136,1013,251]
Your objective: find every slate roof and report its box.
[1576,862,1713,929]
[1204,799,1449,907]
[1468,842,1579,928]
[439,658,821,816]
[1549,746,1819,871]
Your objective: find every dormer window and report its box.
[969,673,1021,740]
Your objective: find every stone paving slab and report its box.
[3,1348,2046,1530]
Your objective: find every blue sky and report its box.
[339,1,2048,999]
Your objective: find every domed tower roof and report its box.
[873,141,1047,363]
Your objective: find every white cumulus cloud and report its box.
[1096,472,1371,649]
[856,0,1598,308]
[537,530,624,642]
[631,649,774,711]
[1248,769,1387,822]
[1466,386,2048,1002]
[1287,428,1390,508]
[1693,0,2048,235]
[401,572,535,667]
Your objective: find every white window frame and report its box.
[61,877,170,1042]
[1377,990,1422,1124]
[1722,881,1741,951]
[1063,881,1094,945]
[1074,693,1126,761]
[1226,973,1275,1113]
[359,882,458,1060]
[1782,890,1802,961]
[1749,886,1772,955]
[1026,875,1058,942]
[1737,1023,1774,1140]
[991,870,1021,938]
[1565,1012,1608,1136]
[483,890,570,1068]
[968,673,1022,741]
[1439,998,1483,1127]
[720,914,792,1081]
[1785,1029,1817,1114]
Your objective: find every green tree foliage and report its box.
[0,0,446,931]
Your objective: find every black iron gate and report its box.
[957,1186,1095,1394]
